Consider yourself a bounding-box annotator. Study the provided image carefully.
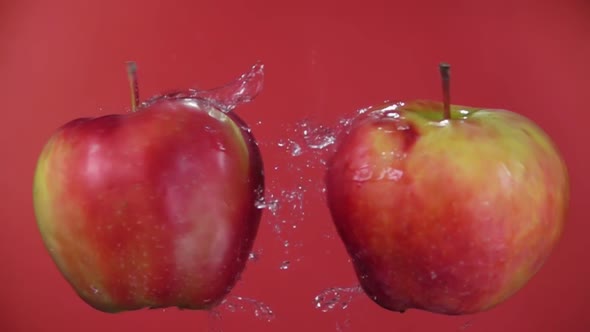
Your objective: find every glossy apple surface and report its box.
[33,95,264,313]
[325,101,569,315]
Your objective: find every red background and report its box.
[2,0,589,331]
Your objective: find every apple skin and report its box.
[33,96,264,313]
[325,100,569,315]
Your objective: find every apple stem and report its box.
[439,62,451,120]
[126,61,140,112]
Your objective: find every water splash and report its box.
[139,62,265,112]
[255,196,278,214]
[297,119,337,150]
[313,286,363,313]
[255,185,306,270]
[197,62,265,112]
[250,115,330,271]
[279,260,290,270]
[221,296,275,321]
[252,106,373,271]
[254,117,345,270]
[313,285,364,332]
[208,295,275,331]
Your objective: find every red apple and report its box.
[324,64,569,315]
[33,63,265,313]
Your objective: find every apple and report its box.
[33,62,266,313]
[324,64,569,315]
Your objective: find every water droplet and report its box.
[381,168,403,181]
[353,166,373,182]
[90,285,99,294]
[253,304,274,320]
[279,261,290,270]
[255,196,279,215]
[299,120,337,150]
[313,286,363,313]
[216,141,226,151]
[218,295,275,322]
[248,249,262,262]
[255,197,266,209]
[266,199,279,215]
[357,106,372,115]
[290,140,302,156]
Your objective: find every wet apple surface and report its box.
[33,65,266,313]
[325,98,569,315]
